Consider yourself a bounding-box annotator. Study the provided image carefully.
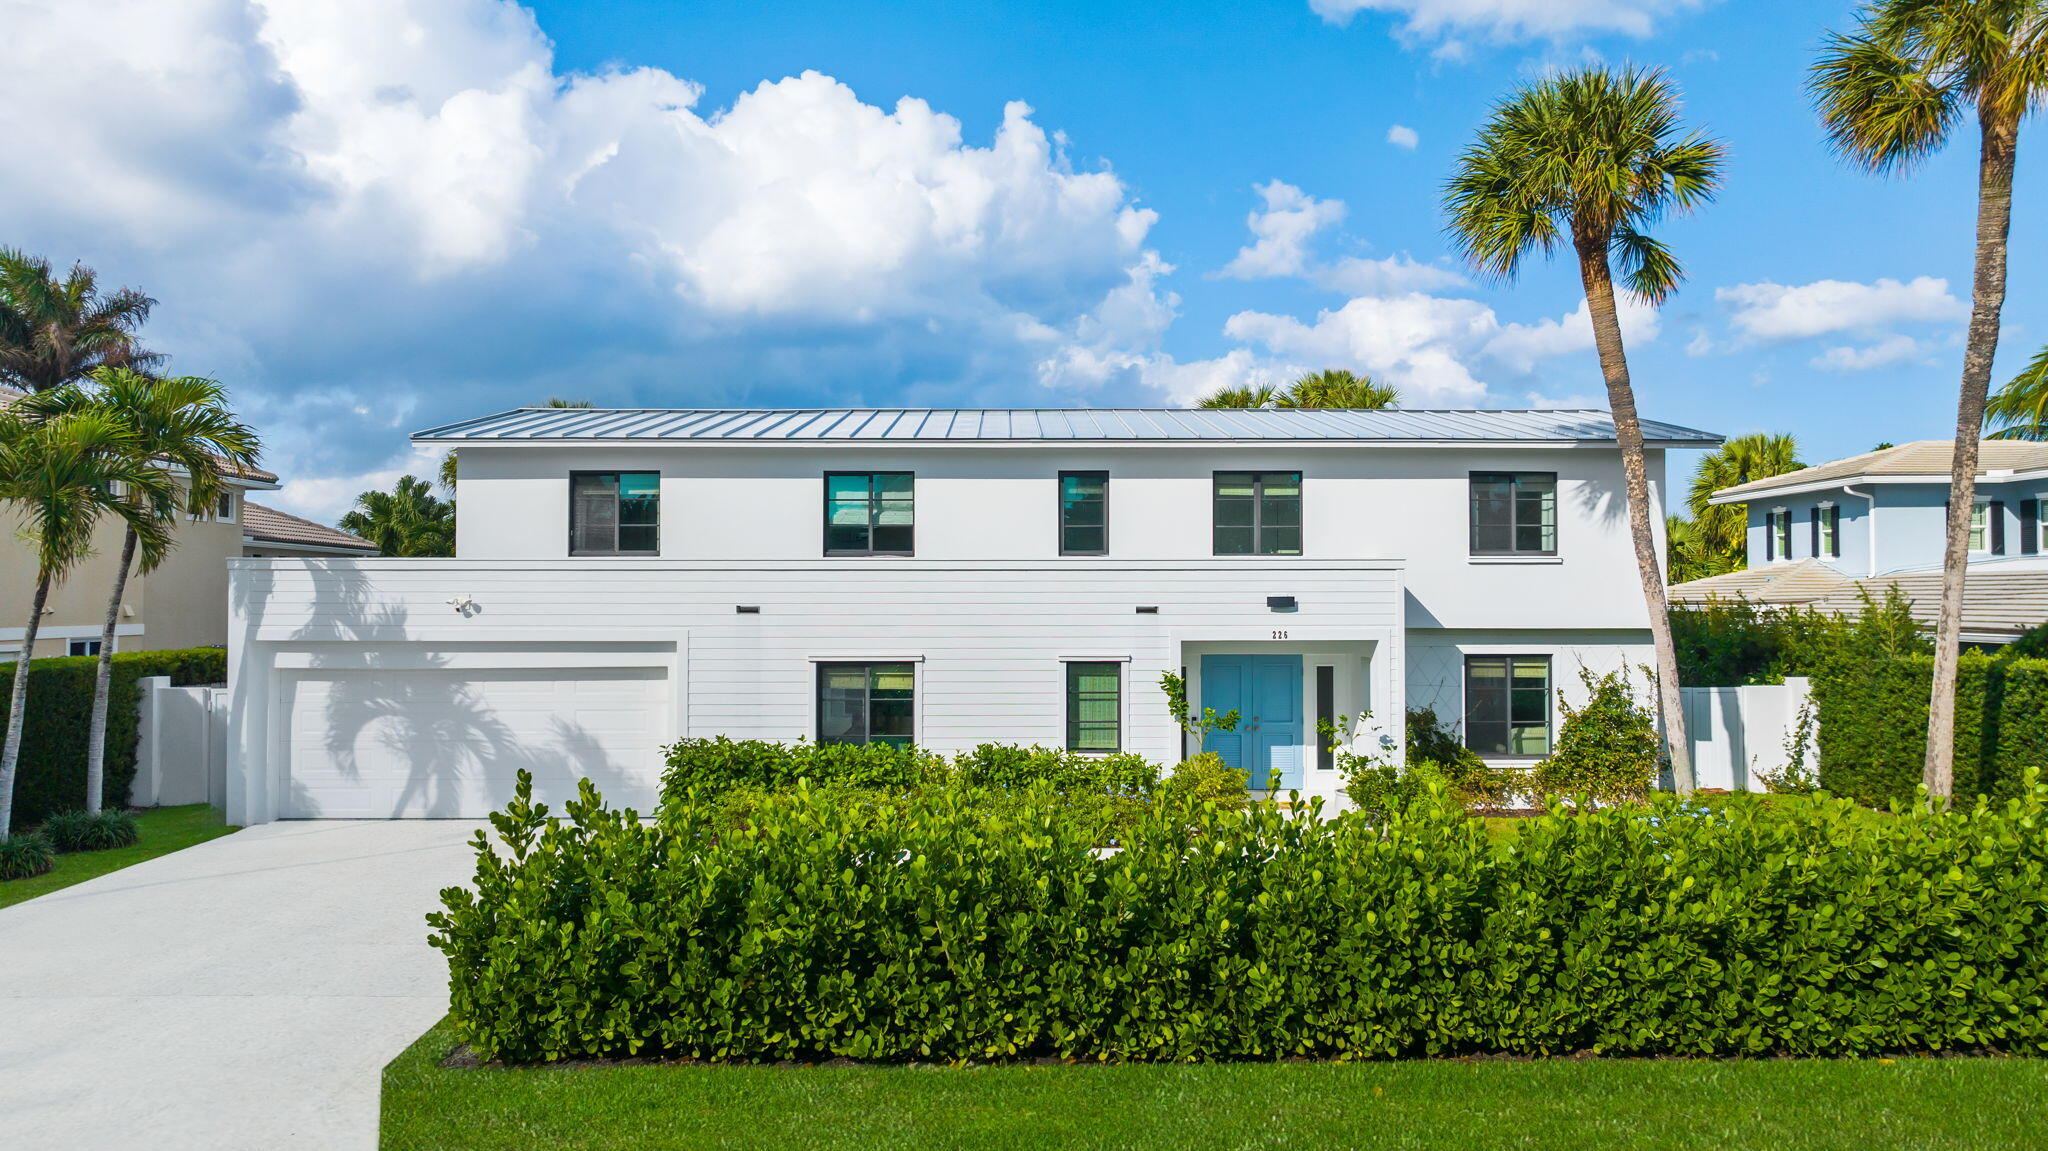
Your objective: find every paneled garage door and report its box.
[279,667,669,818]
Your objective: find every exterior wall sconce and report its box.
[735,605,761,614]
[1135,605,1160,614]
[1266,595,1297,611]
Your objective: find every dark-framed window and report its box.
[816,662,915,747]
[1213,471,1302,555]
[825,472,914,555]
[1315,664,1336,773]
[1464,655,1551,757]
[1065,661,1121,751]
[1059,471,1108,555]
[570,472,660,555]
[1469,472,1557,555]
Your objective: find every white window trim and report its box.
[1817,500,1837,557]
[1969,500,1991,553]
[1770,506,1793,562]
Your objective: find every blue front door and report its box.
[1200,654,1304,790]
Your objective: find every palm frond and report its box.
[1987,344,2048,440]
[1811,28,1964,172]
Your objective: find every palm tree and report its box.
[1812,1,2048,800]
[438,397,593,491]
[1684,434,1804,576]
[0,250,161,392]
[341,475,455,557]
[15,370,261,812]
[0,407,174,834]
[1444,66,1725,795]
[1276,369,1401,409]
[1987,345,2048,439]
[1664,514,1715,584]
[1197,371,1399,410]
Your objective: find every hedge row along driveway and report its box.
[431,775,2048,1064]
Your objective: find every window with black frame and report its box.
[825,472,914,555]
[1469,472,1557,556]
[1213,471,1302,555]
[1463,655,1551,756]
[1059,471,1108,555]
[816,663,915,746]
[1064,662,1121,751]
[569,472,660,555]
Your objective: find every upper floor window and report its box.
[186,491,237,524]
[817,662,914,747]
[1213,471,1301,556]
[1469,472,1556,556]
[1064,661,1121,752]
[825,472,914,555]
[1969,500,1993,553]
[1768,508,1792,561]
[1816,504,1839,559]
[1059,471,1108,555]
[1464,655,1551,757]
[570,472,660,556]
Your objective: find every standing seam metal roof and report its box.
[413,407,1722,444]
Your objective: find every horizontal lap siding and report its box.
[232,562,1400,759]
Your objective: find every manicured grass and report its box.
[383,1019,2048,1151]
[0,804,235,909]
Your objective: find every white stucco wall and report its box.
[449,441,1664,633]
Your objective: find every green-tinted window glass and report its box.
[570,471,659,555]
[1065,662,1121,751]
[1463,655,1551,757]
[1059,471,1108,554]
[1470,472,1557,555]
[1213,471,1302,556]
[817,662,916,747]
[824,473,915,555]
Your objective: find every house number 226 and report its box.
[1271,630,1289,640]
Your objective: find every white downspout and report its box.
[1842,483,1876,575]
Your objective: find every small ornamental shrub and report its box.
[1158,751,1249,807]
[1534,667,1659,805]
[431,769,2048,1064]
[40,808,141,853]
[0,832,56,880]
[660,737,945,797]
[953,744,1157,796]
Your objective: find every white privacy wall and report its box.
[226,558,1404,824]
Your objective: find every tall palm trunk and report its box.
[1,569,54,835]
[84,527,138,814]
[1924,110,2019,802]
[1575,231,1696,794]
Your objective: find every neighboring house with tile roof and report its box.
[1668,439,2048,643]
[1,383,374,659]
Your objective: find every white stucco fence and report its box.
[1682,677,1816,792]
[131,677,228,809]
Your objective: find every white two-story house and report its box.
[222,406,1718,824]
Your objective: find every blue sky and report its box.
[2,0,2039,519]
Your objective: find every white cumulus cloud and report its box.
[1310,0,1711,49]
[1386,124,1420,149]
[1218,181,1465,295]
[1716,276,1965,342]
[1810,335,1925,373]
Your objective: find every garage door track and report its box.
[0,820,482,1150]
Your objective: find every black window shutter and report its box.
[1992,500,2007,554]
[1765,512,1775,561]
[1809,508,1820,557]
[1828,505,1842,558]
[2024,499,2040,555]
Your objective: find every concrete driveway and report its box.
[0,820,483,1151]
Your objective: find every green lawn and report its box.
[384,1020,2048,1151]
[0,804,236,909]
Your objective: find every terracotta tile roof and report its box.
[1669,558,2048,642]
[1711,440,2048,503]
[241,501,378,554]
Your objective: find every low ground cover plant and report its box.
[431,769,2048,1065]
[1341,708,1515,819]
[39,808,141,853]
[0,831,55,880]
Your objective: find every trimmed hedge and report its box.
[0,647,226,826]
[431,772,2048,1064]
[1813,651,2048,806]
[661,738,1160,801]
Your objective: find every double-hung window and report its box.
[569,472,660,555]
[1469,472,1557,556]
[825,473,914,555]
[816,663,915,746]
[1816,504,1839,559]
[1768,508,1793,561]
[1969,500,1992,553]
[1064,662,1121,751]
[1464,655,1551,757]
[1213,471,1302,556]
[1059,471,1108,555]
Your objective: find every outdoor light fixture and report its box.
[735,605,761,614]
[447,595,480,618]
[1135,605,1160,614]
[1266,596,1297,611]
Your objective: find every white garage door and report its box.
[280,667,669,818]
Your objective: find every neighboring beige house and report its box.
[1,383,377,660]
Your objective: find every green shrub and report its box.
[0,832,56,880]
[953,744,1157,796]
[1404,707,1480,771]
[0,647,226,827]
[1809,650,2048,806]
[40,808,141,853]
[660,737,946,797]
[1532,667,1658,805]
[1673,587,1926,686]
[432,770,2048,1064]
[1157,751,1248,807]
